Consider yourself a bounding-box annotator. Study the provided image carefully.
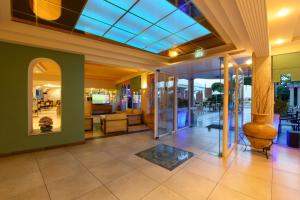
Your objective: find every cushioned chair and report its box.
[100,113,128,135]
[126,109,143,125]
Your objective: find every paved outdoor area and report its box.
[0,130,299,200]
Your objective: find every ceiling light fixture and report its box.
[275,39,285,45]
[246,59,252,65]
[276,8,290,17]
[169,50,178,58]
[32,0,62,21]
[43,84,61,88]
[228,63,233,68]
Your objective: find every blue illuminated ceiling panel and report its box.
[105,27,134,43]
[130,0,176,24]
[75,0,211,54]
[115,13,151,35]
[81,1,125,25]
[176,23,211,41]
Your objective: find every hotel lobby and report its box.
[1,0,300,200]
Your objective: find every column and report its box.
[223,56,229,157]
[252,53,274,123]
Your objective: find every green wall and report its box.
[0,41,85,154]
[272,52,300,82]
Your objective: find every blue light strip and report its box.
[75,0,210,54]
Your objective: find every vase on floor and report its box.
[243,113,277,149]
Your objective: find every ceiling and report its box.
[11,0,225,57]
[267,0,300,54]
[158,57,237,79]
[85,63,144,81]
[31,59,142,82]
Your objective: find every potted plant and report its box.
[243,83,277,157]
[39,117,53,132]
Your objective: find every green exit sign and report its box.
[195,48,204,58]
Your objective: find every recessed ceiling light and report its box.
[169,50,178,58]
[246,59,252,65]
[275,39,285,45]
[276,8,290,17]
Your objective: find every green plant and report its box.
[211,82,224,93]
[244,77,252,85]
[178,98,188,108]
[276,85,290,101]
[274,98,288,116]
[206,94,223,103]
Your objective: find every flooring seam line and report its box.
[66,149,121,200]
[206,148,239,199]
[34,156,52,200]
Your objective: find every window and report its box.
[28,58,62,135]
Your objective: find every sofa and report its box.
[125,109,143,125]
[100,113,128,135]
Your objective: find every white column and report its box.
[290,88,294,107]
[223,57,229,157]
[235,67,239,143]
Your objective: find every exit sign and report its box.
[195,48,204,58]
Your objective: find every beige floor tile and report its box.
[273,158,300,175]
[46,171,101,200]
[0,157,39,181]
[235,150,273,168]
[116,154,148,169]
[184,157,226,182]
[34,148,67,159]
[197,152,232,168]
[36,152,77,169]
[41,161,86,184]
[229,159,272,182]
[164,169,217,200]
[78,186,118,200]
[219,169,271,200]
[90,159,134,184]
[0,172,44,199]
[273,169,300,191]
[106,170,159,200]
[139,162,181,183]
[209,185,256,200]
[142,186,186,200]
[75,151,114,169]
[8,185,50,200]
[272,184,300,200]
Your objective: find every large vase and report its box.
[243,113,277,149]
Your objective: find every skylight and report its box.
[75,0,210,53]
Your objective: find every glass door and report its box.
[177,79,189,129]
[156,72,175,137]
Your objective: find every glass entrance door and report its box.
[156,72,175,137]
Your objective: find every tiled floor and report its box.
[1,130,300,200]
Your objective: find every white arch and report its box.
[28,58,62,135]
